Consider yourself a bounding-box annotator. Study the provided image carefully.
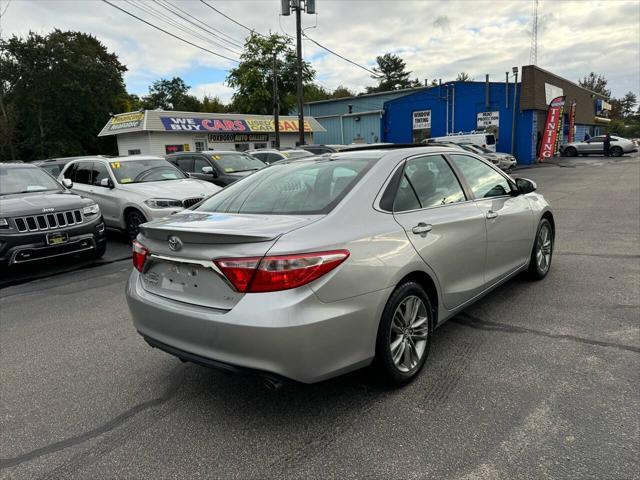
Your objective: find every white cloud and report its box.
[3,0,639,100]
[190,81,235,103]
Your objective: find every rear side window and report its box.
[393,155,466,212]
[449,154,510,199]
[196,159,374,214]
[485,135,496,145]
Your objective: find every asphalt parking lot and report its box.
[1,154,638,479]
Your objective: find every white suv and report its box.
[59,156,220,240]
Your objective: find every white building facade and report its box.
[98,110,325,156]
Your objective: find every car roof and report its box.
[247,149,282,154]
[168,150,242,155]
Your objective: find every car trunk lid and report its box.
[137,211,321,309]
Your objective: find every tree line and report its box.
[1,30,637,162]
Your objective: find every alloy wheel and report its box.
[389,295,429,373]
[536,224,552,274]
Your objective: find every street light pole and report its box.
[511,66,518,155]
[295,3,305,146]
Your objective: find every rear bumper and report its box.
[126,270,390,383]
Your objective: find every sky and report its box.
[2,0,639,104]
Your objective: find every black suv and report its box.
[0,163,106,268]
[166,151,266,188]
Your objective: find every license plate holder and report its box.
[47,232,69,246]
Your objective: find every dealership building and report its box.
[98,110,326,156]
[304,65,610,165]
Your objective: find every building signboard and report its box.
[412,110,431,130]
[161,116,312,133]
[109,112,144,131]
[208,133,270,143]
[477,111,500,129]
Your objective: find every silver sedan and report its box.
[560,135,637,157]
[126,146,554,386]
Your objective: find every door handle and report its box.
[411,223,433,235]
[486,210,498,219]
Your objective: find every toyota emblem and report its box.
[168,236,183,251]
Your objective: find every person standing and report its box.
[603,133,611,157]
[584,131,591,141]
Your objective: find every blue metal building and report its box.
[303,87,432,145]
[381,81,536,163]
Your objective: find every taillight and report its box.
[214,250,349,293]
[132,240,150,272]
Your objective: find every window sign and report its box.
[477,111,499,129]
[412,110,431,130]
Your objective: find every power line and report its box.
[302,32,380,78]
[165,0,245,47]
[142,0,242,55]
[155,0,245,50]
[101,0,239,63]
[199,0,266,37]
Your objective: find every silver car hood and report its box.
[118,178,220,199]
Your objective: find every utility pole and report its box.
[282,0,315,146]
[295,4,304,145]
[272,51,280,148]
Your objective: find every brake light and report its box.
[132,240,150,272]
[214,250,350,293]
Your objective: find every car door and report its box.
[89,161,119,225]
[391,153,488,310]
[448,153,535,285]
[584,136,604,154]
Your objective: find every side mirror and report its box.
[515,178,537,194]
[201,166,216,177]
[100,177,114,189]
[61,178,73,189]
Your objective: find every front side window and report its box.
[92,162,111,186]
[194,156,210,173]
[174,156,194,173]
[109,159,186,184]
[0,167,63,195]
[394,155,466,212]
[449,154,511,199]
[196,158,374,215]
[74,162,93,185]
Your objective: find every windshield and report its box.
[109,159,186,184]
[282,150,313,160]
[461,144,492,154]
[212,153,265,173]
[0,166,62,195]
[196,158,375,215]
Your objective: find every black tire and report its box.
[564,147,577,157]
[527,218,554,280]
[610,146,623,157]
[91,241,107,259]
[125,209,147,242]
[374,282,433,387]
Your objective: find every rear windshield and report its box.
[196,158,375,214]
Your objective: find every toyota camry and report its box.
[126,145,554,386]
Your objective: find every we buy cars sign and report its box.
[537,96,565,162]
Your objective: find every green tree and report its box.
[330,85,355,99]
[226,33,315,115]
[456,72,472,82]
[142,77,203,111]
[303,83,331,102]
[366,53,415,93]
[579,72,611,99]
[202,95,228,113]
[0,30,128,161]
[618,91,637,118]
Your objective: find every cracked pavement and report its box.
[1,154,638,479]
